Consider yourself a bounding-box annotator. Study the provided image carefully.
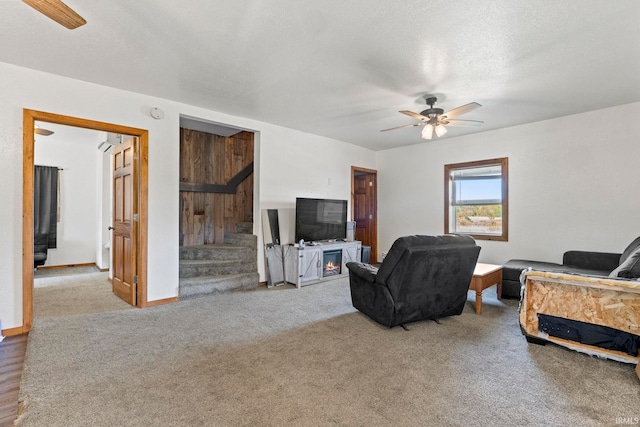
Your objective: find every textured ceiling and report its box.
[3,0,640,150]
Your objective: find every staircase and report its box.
[179,228,259,299]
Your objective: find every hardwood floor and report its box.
[0,334,27,427]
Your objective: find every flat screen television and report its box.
[295,197,348,243]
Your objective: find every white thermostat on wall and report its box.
[150,107,165,120]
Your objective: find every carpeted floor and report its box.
[18,278,640,426]
[33,267,133,318]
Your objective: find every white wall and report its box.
[258,126,376,244]
[96,145,112,270]
[34,129,101,266]
[377,101,640,265]
[0,61,376,331]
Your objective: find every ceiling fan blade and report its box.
[380,123,424,132]
[22,0,86,29]
[442,102,482,119]
[399,110,428,121]
[35,127,54,136]
[442,119,484,127]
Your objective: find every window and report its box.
[444,157,508,241]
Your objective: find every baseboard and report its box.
[1,326,28,337]
[259,281,267,287]
[36,262,97,270]
[144,297,179,307]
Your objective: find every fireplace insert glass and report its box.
[323,249,342,277]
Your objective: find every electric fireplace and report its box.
[323,249,342,277]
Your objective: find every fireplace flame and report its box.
[323,251,342,277]
[326,261,339,271]
[324,261,341,276]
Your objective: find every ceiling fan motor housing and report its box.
[421,96,443,120]
[420,107,444,117]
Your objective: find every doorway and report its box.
[351,166,378,264]
[22,109,149,333]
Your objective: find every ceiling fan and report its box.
[382,96,483,140]
[22,0,86,29]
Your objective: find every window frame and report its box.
[444,157,509,242]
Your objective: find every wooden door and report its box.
[353,169,378,264]
[112,137,137,306]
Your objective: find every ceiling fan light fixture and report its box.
[435,124,448,137]
[421,124,433,140]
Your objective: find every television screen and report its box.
[295,198,348,243]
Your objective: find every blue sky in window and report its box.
[456,179,501,201]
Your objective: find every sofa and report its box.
[346,234,480,328]
[501,236,640,298]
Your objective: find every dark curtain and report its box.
[34,165,58,249]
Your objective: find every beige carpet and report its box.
[18,278,640,426]
[34,267,133,318]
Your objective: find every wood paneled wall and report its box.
[179,129,254,246]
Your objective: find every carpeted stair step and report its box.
[178,233,258,297]
[179,272,259,298]
[179,259,257,278]
[179,244,256,261]
[224,233,257,247]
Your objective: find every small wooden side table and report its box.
[469,263,503,314]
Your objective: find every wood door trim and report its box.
[145,296,180,307]
[22,109,150,332]
[0,326,28,337]
[350,166,378,264]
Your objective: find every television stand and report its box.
[283,240,362,288]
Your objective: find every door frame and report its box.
[350,166,378,264]
[22,109,149,332]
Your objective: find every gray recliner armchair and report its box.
[346,235,480,328]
